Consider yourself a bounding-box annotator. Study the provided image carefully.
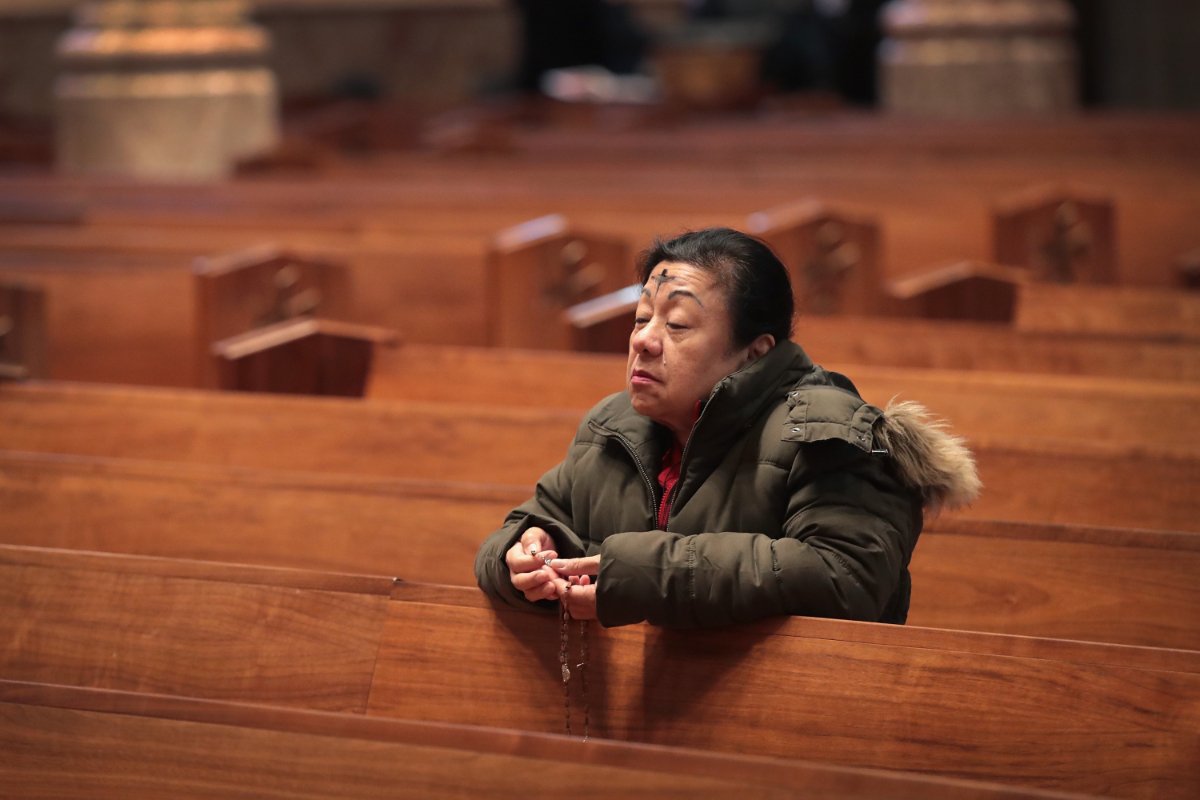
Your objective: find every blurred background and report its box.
[1,0,1198,390]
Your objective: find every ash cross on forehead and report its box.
[646,266,705,307]
[651,267,677,297]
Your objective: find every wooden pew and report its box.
[2,451,1198,650]
[746,200,890,316]
[1014,282,1200,341]
[366,344,1200,453]
[3,545,1194,798]
[0,234,485,386]
[0,451,521,582]
[192,244,356,387]
[485,214,633,350]
[212,318,401,397]
[0,681,1073,800]
[1,381,1196,531]
[792,315,1200,381]
[889,260,1200,338]
[0,545,391,711]
[2,110,1197,283]
[539,286,1200,380]
[378,583,1200,798]
[2,179,1198,386]
[992,185,1117,283]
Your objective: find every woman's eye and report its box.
[666,322,689,331]
[633,317,649,326]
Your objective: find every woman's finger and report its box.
[510,567,552,593]
[549,555,600,576]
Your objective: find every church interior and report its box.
[1,1,1198,796]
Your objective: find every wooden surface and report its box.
[886,260,1023,322]
[369,592,1200,798]
[2,452,1198,649]
[9,241,1200,385]
[0,546,390,711]
[213,318,399,396]
[792,315,1200,381]
[0,681,1080,800]
[0,238,482,386]
[908,520,1200,649]
[1,111,1199,387]
[2,544,1197,797]
[1,380,1195,530]
[1014,282,1200,340]
[485,215,633,350]
[194,245,355,387]
[2,111,1198,285]
[367,344,1200,452]
[747,200,888,316]
[0,451,520,581]
[993,187,1117,283]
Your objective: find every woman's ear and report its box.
[746,334,775,363]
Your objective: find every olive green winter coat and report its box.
[475,340,979,629]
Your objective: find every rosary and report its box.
[559,595,590,740]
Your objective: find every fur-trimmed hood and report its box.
[875,399,982,515]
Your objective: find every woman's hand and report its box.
[505,527,565,603]
[551,555,601,621]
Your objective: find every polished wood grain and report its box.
[1014,282,1200,341]
[0,452,517,581]
[367,343,1200,452]
[0,681,1077,800]
[0,238,483,386]
[0,545,389,711]
[369,592,1200,799]
[2,452,1198,649]
[908,520,1200,649]
[1,111,1198,386]
[1,381,1196,530]
[2,543,1195,797]
[1,111,1197,284]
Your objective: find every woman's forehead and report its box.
[643,261,719,295]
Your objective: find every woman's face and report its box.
[626,261,750,441]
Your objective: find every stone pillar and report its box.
[55,0,279,180]
[879,0,1079,117]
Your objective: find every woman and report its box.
[475,228,979,628]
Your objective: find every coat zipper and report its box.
[604,429,659,529]
[665,381,724,530]
[593,377,727,534]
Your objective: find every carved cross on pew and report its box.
[256,264,323,327]
[993,186,1116,284]
[486,215,631,351]
[746,200,888,317]
[549,239,609,304]
[193,245,353,387]
[1038,201,1095,283]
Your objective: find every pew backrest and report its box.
[3,452,1198,649]
[0,680,1074,800]
[1,381,1196,530]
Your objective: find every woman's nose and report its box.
[631,322,662,356]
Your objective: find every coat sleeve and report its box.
[473,446,590,611]
[595,440,921,628]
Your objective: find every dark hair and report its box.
[637,227,794,348]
